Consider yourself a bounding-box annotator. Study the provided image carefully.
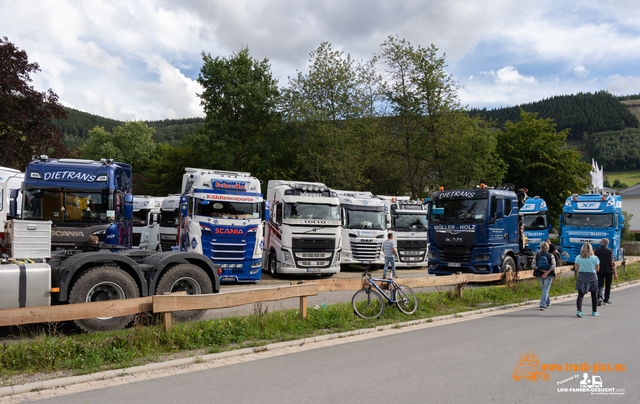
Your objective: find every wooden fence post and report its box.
[162,292,173,332]
[299,296,307,319]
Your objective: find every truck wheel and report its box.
[155,263,213,322]
[69,266,140,333]
[268,253,279,277]
[501,256,516,273]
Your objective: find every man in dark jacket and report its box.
[594,238,618,305]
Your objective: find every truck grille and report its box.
[350,241,382,261]
[397,240,427,263]
[160,235,178,251]
[132,233,141,247]
[291,237,336,268]
[437,248,472,263]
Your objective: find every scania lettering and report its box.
[20,156,133,249]
[179,168,267,283]
[335,190,387,266]
[520,196,551,244]
[263,181,341,276]
[379,196,428,268]
[427,184,533,275]
[132,195,164,250]
[559,193,624,263]
[159,194,180,251]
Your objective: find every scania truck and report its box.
[520,196,551,245]
[159,194,180,251]
[427,184,533,275]
[179,168,267,283]
[132,195,164,250]
[21,156,133,249]
[263,181,342,276]
[559,193,624,263]
[379,196,428,268]
[2,158,221,333]
[335,190,387,267]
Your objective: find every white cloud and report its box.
[2,0,640,118]
[605,75,640,96]
[574,66,589,77]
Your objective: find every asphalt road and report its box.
[15,282,639,403]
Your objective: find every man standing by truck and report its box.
[382,233,398,279]
[595,238,617,305]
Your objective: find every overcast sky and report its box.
[3,0,640,121]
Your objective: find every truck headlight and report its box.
[476,254,490,261]
[427,252,436,259]
[283,250,294,265]
[332,251,341,266]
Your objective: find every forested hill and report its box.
[52,107,203,147]
[468,91,640,141]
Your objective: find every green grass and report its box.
[605,170,640,188]
[2,264,640,382]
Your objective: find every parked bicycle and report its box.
[351,268,418,319]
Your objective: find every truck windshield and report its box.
[564,213,614,227]
[133,210,149,227]
[22,189,115,223]
[345,209,386,230]
[284,203,340,220]
[523,214,548,230]
[429,198,487,223]
[392,213,427,230]
[160,211,179,227]
[196,200,260,219]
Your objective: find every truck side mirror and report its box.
[124,194,134,220]
[263,201,270,222]
[619,214,624,225]
[9,189,20,218]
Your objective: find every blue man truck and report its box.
[1,156,220,333]
[427,184,534,275]
[520,196,551,245]
[559,193,624,264]
[179,168,268,283]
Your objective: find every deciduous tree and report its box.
[497,109,591,224]
[0,37,68,169]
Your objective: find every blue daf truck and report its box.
[520,196,551,245]
[427,184,534,275]
[559,193,624,264]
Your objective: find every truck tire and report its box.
[69,266,140,333]
[155,263,213,322]
[268,252,279,277]
[501,256,516,273]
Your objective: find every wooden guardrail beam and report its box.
[152,283,319,313]
[0,297,153,327]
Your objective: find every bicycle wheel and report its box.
[394,285,418,315]
[352,288,385,319]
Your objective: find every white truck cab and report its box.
[0,167,24,250]
[159,194,180,251]
[264,181,342,276]
[379,196,428,268]
[335,190,387,266]
[132,195,164,250]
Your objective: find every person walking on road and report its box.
[574,243,600,318]
[594,238,617,306]
[533,241,556,310]
[382,233,397,279]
